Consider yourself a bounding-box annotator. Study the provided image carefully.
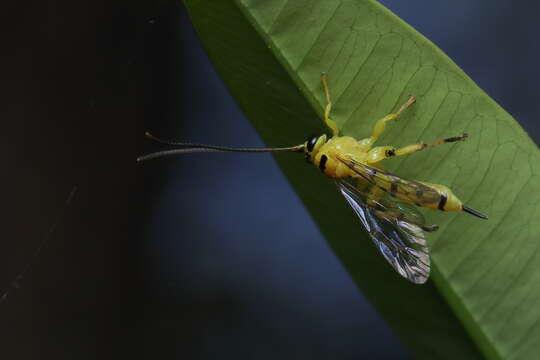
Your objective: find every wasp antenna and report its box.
[145,131,160,141]
[462,206,488,219]
[136,143,305,162]
[144,132,186,146]
[142,132,305,152]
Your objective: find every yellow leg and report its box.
[367,96,416,147]
[320,73,339,137]
[366,133,468,164]
[395,133,468,156]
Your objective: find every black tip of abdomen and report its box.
[462,206,488,219]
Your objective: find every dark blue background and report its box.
[140,1,540,359]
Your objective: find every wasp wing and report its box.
[336,179,431,284]
[336,156,442,206]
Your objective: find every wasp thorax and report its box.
[303,134,328,162]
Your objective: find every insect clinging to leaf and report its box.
[138,73,487,284]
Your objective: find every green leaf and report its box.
[183,1,540,359]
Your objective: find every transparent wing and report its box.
[336,155,442,206]
[336,179,432,284]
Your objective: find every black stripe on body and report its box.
[390,182,398,195]
[416,188,424,199]
[319,155,328,172]
[438,194,448,211]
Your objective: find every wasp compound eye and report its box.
[306,135,319,152]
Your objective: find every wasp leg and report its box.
[366,96,416,148]
[366,133,468,163]
[320,73,339,137]
[394,133,468,157]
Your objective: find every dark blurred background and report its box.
[1,1,538,359]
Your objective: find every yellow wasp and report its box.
[138,73,487,284]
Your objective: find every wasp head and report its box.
[303,134,327,162]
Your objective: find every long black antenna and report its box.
[137,132,304,162]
